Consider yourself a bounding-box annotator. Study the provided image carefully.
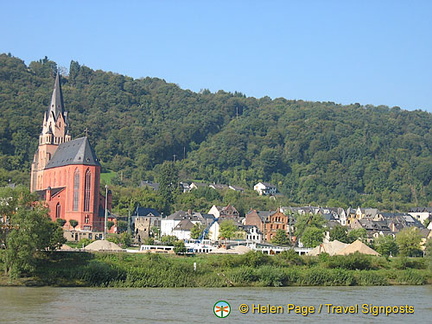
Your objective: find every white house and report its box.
[253,182,277,196]
[208,220,220,241]
[172,219,195,240]
[408,208,432,224]
[245,225,263,243]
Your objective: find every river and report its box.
[0,286,431,323]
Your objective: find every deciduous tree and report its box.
[374,235,398,257]
[218,220,237,240]
[396,227,422,257]
[0,186,66,278]
[301,227,324,248]
[271,229,291,246]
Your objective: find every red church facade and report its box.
[31,74,107,232]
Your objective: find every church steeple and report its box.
[40,73,71,145]
[32,73,72,192]
[48,72,65,120]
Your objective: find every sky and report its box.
[1,0,431,112]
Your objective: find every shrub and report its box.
[282,268,300,285]
[392,257,426,270]
[56,218,66,227]
[226,266,257,285]
[256,266,285,287]
[396,269,427,285]
[355,271,388,286]
[276,249,304,266]
[241,251,272,267]
[326,252,374,270]
[80,260,126,286]
[300,268,332,286]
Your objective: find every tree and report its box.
[160,235,178,246]
[173,240,187,254]
[218,219,237,240]
[0,186,66,278]
[396,227,422,257]
[271,229,291,246]
[69,219,78,229]
[157,161,180,209]
[117,220,128,233]
[301,227,324,248]
[329,225,349,243]
[151,226,160,239]
[190,223,206,239]
[56,218,67,227]
[106,232,132,247]
[425,238,432,270]
[107,221,115,230]
[347,228,367,243]
[294,213,325,238]
[374,235,398,257]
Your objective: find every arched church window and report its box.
[73,169,80,211]
[84,169,91,212]
[56,203,61,219]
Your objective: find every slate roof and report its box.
[133,207,161,217]
[45,137,100,169]
[173,219,195,231]
[35,186,65,200]
[46,73,65,121]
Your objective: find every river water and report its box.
[0,286,431,323]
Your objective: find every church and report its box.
[30,74,107,232]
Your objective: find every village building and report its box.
[264,209,289,242]
[244,225,264,243]
[131,207,161,241]
[160,210,211,237]
[407,207,432,225]
[30,74,108,232]
[243,209,275,235]
[208,204,241,220]
[253,182,277,196]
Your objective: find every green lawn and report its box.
[100,171,117,185]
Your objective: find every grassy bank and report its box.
[1,250,431,287]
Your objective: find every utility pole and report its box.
[104,185,108,239]
[288,212,293,244]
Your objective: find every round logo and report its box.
[213,300,231,318]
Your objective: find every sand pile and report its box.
[84,239,124,251]
[335,240,380,256]
[308,240,348,256]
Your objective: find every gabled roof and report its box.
[173,219,195,231]
[45,137,100,169]
[166,210,189,220]
[209,183,229,190]
[35,186,66,200]
[133,207,161,217]
[408,207,432,213]
[140,181,159,190]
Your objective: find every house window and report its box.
[84,169,91,212]
[85,215,90,224]
[56,203,61,219]
[73,169,80,211]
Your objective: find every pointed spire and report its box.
[47,73,65,121]
[40,73,71,143]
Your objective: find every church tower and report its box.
[30,74,105,232]
[31,74,71,192]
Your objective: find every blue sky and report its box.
[1,0,431,111]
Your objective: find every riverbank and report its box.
[1,250,431,287]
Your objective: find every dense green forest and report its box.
[2,53,432,210]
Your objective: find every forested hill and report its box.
[1,53,432,208]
